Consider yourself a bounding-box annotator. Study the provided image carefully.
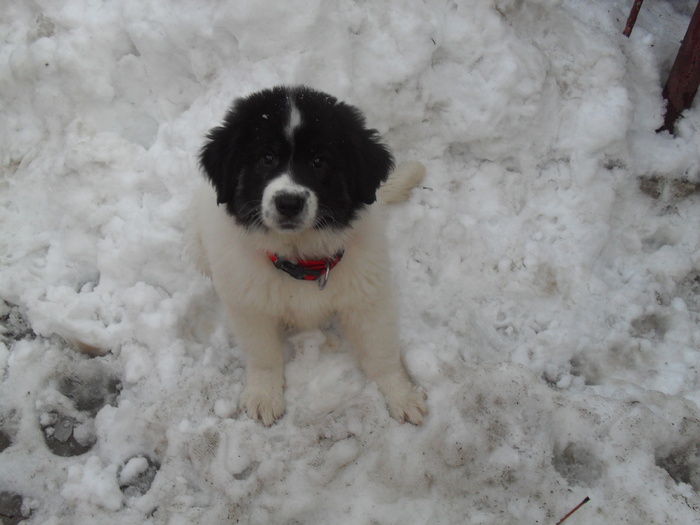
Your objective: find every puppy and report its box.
[188,86,427,426]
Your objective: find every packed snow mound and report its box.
[1,0,700,523]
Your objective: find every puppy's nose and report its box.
[274,193,306,217]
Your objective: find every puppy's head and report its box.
[199,86,394,233]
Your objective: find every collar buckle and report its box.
[317,259,331,290]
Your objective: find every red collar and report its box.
[267,250,344,290]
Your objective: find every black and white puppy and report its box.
[188,85,427,426]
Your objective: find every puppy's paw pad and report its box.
[387,390,428,426]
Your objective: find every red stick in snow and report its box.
[623,0,645,37]
[555,496,590,525]
[659,1,700,134]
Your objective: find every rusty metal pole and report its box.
[659,2,700,134]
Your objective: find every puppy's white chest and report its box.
[273,280,338,331]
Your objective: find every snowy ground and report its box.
[1,0,700,523]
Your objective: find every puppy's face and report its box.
[199,86,394,234]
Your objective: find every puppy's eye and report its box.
[311,155,327,169]
[262,153,276,166]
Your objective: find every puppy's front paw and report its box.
[375,371,428,425]
[386,388,428,426]
[240,370,285,426]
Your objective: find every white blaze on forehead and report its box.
[285,102,302,140]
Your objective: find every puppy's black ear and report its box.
[354,130,395,205]
[199,118,241,208]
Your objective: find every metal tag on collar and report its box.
[317,259,331,290]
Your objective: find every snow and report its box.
[1,0,700,523]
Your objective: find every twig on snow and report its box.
[623,0,645,37]
[555,496,590,525]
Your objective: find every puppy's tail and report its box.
[377,162,426,205]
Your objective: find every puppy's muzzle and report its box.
[275,192,307,219]
[272,191,310,230]
[261,174,318,232]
